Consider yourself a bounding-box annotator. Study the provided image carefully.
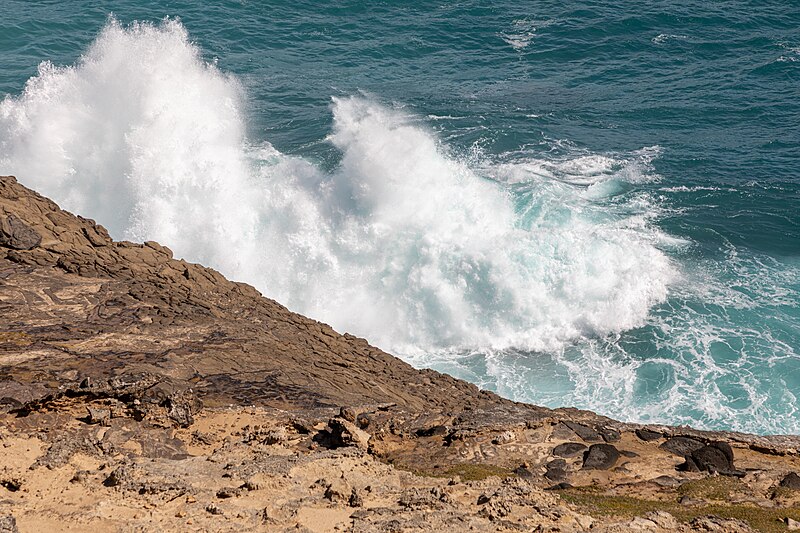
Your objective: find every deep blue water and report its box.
[1,1,798,434]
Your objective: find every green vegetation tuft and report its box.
[677,476,744,501]
[442,464,513,481]
[395,462,513,481]
[561,488,800,533]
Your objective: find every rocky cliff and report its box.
[1,174,800,532]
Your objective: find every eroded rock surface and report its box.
[1,175,800,532]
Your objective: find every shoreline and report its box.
[2,173,799,532]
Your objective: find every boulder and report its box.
[780,472,800,490]
[597,427,621,443]
[660,436,705,456]
[0,214,41,250]
[563,421,603,442]
[679,441,743,476]
[583,444,620,470]
[327,418,370,449]
[545,459,568,481]
[635,428,663,441]
[690,445,731,472]
[552,442,587,457]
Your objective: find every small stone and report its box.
[339,406,357,422]
[356,413,371,429]
[102,466,127,487]
[0,515,19,533]
[710,441,734,464]
[0,478,22,492]
[242,479,261,491]
[216,487,240,499]
[348,488,363,508]
[690,445,732,473]
[263,428,287,445]
[327,418,370,449]
[70,471,89,484]
[167,400,194,428]
[545,459,568,481]
[785,517,800,530]
[186,494,197,503]
[679,495,704,506]
[325,479,351,502]
[86,407,111,425]
[206,504,223,515]
[514,464,534,479]
[551,422,579,440]
[679,441,742,476]
[491,430,515,445]
[652,475,680,488]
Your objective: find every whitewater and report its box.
[1,14,798,435]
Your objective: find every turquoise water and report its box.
[1,1,798,434]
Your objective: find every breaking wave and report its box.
[0,18,677,357]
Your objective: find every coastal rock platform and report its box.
[1,175,800,532]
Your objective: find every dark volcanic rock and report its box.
[552,442,587,458]
[780,472,800,489]
[103,466,129,488]
[679,441,743,476]
[660,436,705,457]
[544,482,573,491]
[583,444,620,470]
[635,428,663,441]
[0,214,41,250]
[688,446,730,472]
[597,427,621,443]
[545,459,568,482]
[415,425,448,437]
[563,421,603,442]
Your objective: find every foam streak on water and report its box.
[1,18,797,435]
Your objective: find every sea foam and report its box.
[0,18,677,358]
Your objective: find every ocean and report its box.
[1,1,798,435]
